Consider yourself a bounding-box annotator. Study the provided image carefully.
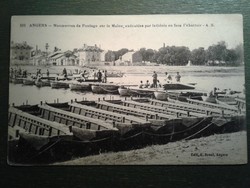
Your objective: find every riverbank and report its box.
[54,131,247,165]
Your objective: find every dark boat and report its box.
[91,83,120,94]
[23,78,35,85]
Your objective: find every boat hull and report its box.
[69,83,91,91]
[51,81,70,89]
[35,80,51,87]
[154,91,168,101]
[23,79,35,85]
[12,78,24,84]
[91,84,119,94]
[163,83,195,90]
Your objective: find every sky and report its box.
[11,15,243,52]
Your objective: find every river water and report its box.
[9,65,245,105]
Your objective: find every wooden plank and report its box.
[122,100,205,117]
[39,104,117,130]
[96,101,174,120]
[186,98,238,112]
[69,102,148,124]
[9,107,72,135]
[149,99,228,115]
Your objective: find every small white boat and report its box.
[153,91,168,101]
[118,87,131,96]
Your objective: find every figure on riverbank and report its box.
[22,70,27,78]
[175,72,181,82]
[62,68,67,78]
[152,71,158,88]
[93,70,97,80]
[145,80,150,88]
[10,68,14,78]
[97,70,102,82]
[46,69,50,77]
[103,70,107,83]
[165,72,172,83]
[139,81,144,88]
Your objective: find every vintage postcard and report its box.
[8,15,247,165]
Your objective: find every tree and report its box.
[234,43,244,64]
[114,48,129,60]
[190,47,206,65]
[205,41,227,64]
[105,51,115,62]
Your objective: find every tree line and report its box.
[107,41,243,66]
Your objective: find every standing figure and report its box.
[139,81,144,88]
[152,71,158,88]
[62,68,67,78]
[46,69,50,77]
[165,72,172,83]
[175,72,181,82]
[10,68,14,78]
[97,70,102,82]
[93,70,97,80]
[103,70,107,83]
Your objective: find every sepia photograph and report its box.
[8,15,247,165]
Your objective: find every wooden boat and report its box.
[69,82,91,91]
[51,81,70,89]
[22,78,35,85]
[119,87,156,97]
[91,83,119,94]
[154,91,168,101]
[162,83,195,90]
[35,79,51,87]
[107,72,124,78]
[8,99,245,164]
[11,77,24,84]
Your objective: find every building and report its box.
[49,50,77,66]
[121,51,142,65]
[100,50,116,62]
[77,44,103,66]
[10,41,33,63]
[32,54,47,66]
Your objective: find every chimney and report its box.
[163,43,165,48]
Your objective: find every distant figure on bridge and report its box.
[152,71,158,88]
[175,72,181,82]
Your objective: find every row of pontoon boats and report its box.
[8,95,246,164]
[12,77,243,107]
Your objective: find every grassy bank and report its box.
[54,131,247,165]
